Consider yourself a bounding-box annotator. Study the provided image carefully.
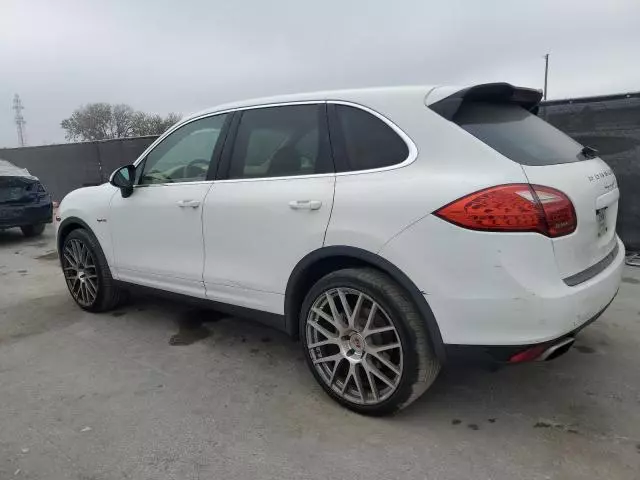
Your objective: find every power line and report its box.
[12,94,27,147]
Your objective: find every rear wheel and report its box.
[21,223,45,237]
[61,229,124,312]
[300,268,440,416]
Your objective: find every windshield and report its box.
[454,102,585,166]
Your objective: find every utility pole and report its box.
[543,54,550,101]
[12,94,26,147]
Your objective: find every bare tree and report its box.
[61,103,112,141]
[130,112,181,137]
[61,104,181,142]
[112,104,135,138]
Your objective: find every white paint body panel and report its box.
[109,183,212,298]
[202,176,335,314]
[57,84,623,348]
[57,184,118,267]
[379,217,624,345]
[325,100,530,251]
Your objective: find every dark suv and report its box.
[0,160,52,237]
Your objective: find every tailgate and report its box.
[433,87,621,279]
[521,159,619,278]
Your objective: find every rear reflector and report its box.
[509,344,548,363]
[434,184,576,238]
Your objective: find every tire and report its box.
[300,268,440,416]
[21,223,45,237]
[60,228,124,312]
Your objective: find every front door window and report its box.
[140,114,228,185]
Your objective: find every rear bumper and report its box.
[428,236,624,346]
[445,293,616,364]
[0,202,53,229]
[380,215,625,347]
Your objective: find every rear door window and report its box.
[334,105,409,171]
[227,104,332,179]
[454,102,584,166]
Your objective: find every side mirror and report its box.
[109,165,136,198]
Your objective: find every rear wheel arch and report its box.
[284,246,446,361]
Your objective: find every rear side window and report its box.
[335,105,409,171]
[228,104,332,179]
[454,102,584,166]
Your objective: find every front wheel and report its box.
[21,223,45,237]
[61,228,124,312]
[300,268,440,416]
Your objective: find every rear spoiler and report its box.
[428,83,543,120]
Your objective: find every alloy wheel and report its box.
[306,287,404,405]
[62,239,99,307]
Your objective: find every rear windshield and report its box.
[454,102,584,166]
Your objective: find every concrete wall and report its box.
[0,136,158,202]
[1,94,639,249]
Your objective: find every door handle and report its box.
[289,200,322,211]
[177,200,201,208]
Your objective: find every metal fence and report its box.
[1,93,639,249]
[540,92,640,250]
[0,136,158,202]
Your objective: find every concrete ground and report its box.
[1,226,639,480]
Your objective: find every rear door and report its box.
[202,103,335,313]
[454,101,619,278]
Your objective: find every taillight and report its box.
[434,184,576,238]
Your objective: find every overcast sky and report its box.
[1,0,639,148]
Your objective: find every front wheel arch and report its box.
[57,217,98,259]
[59,223,124,312]
[285,246,446,362]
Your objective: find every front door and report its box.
[202,103,335,313]
[110,113,229,298]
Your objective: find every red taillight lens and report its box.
[434,184,576,238]
[530,185,577,237]
[509,344,548,363]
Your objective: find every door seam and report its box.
[200,182,217,294]
[322,175,336,246]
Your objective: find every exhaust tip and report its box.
[539,337,575,361]
[509,337,575,363]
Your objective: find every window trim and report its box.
[130,100,417,185]
[216,101,334,183]
[132,111,234,188]
[328,101,417,176]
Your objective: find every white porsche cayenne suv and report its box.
[57,83,624,415]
